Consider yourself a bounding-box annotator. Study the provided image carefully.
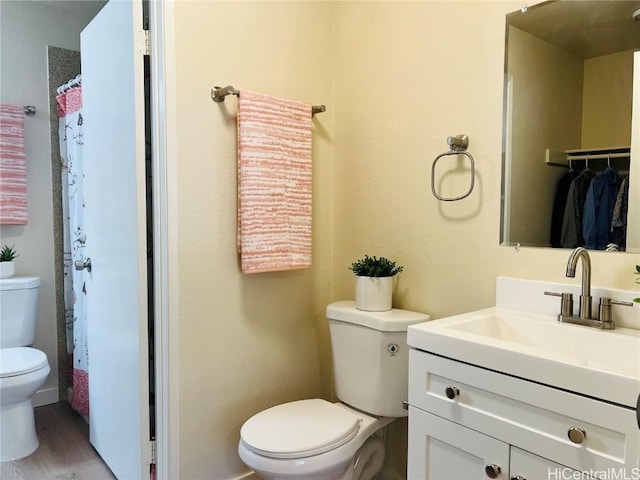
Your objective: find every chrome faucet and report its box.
[544,247,634,329]
[565,247,592,320]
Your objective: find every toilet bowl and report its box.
[238,399,392,480]
[0,347,51,461]
[238,302,430,479]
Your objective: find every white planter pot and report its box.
[355,275,393,312]
[0,261,15,279]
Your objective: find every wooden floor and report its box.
[1,402,116,480]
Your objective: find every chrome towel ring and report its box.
[431,134,475,201]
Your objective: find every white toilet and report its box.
[238,301,430,480]
[0,277,50,462]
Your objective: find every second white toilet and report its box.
[0,277,50,462]
[238,301,429,480]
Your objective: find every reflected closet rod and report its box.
[211,85,326,116]
[566,152,629,161]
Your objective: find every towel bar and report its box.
[311,105,326,115]
[212,85,326,116]
[211,85,239,102]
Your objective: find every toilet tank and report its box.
[0,277,41,348]
[326,301,430,418]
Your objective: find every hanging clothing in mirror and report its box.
[560,167,595,248]
[611,176,629,251]
[582,166,621,250]
[550,167,580,248]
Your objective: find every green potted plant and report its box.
[0,245,18,279]
[349,255,404,311]
[634,265,640,304]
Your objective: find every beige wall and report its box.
[172,1,640,479]
[582,49,634,148]
[173,2,334,478]
[506,25,584,246]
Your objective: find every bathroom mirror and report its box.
[501,0,640,253]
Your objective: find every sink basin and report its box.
[448,310,639,369]
[408,307,640,408]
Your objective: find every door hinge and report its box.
[145,440,156,465]
[144,29,151,56]
[137,29,151,56]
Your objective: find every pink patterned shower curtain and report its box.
[56,80,89,416]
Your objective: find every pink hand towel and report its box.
[237,91,312,274]
[0,103,28,224]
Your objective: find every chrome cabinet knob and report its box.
[75,258,92,273]
[445,386,460,400]
[485,464,501,479]
[568,427,586,444]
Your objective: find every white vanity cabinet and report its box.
[407,350,640,480]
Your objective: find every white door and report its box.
[81,1,151,479]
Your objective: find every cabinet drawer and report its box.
[409,350,640,472]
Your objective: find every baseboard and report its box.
[229,471,260,480]
[33,386,59,407]
[229,468,397,480]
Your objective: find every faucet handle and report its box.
[544,291,574,316]
[598,297,634,324]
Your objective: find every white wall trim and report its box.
[230,472,260,480]
[149,1,180,478]
[33,386,59,407]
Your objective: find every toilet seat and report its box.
[0,347,48,378]
[240,399,360,459]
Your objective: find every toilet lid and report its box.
[0,347,48,378]
[240,399,360,459]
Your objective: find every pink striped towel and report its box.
[237,91,312,274]
[0,103,28,224]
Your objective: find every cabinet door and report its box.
[408,406,510,480]
[510,447,589,480]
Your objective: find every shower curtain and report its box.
[56,79,89,416]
